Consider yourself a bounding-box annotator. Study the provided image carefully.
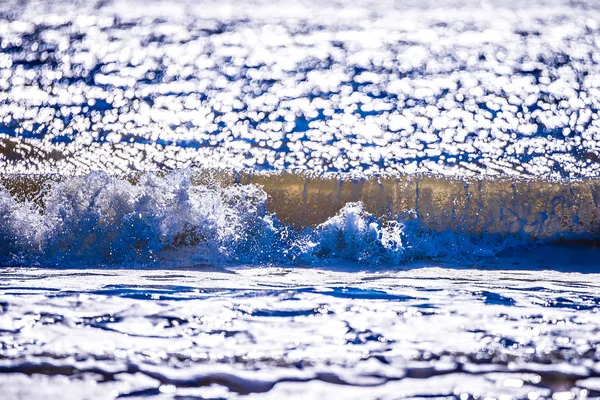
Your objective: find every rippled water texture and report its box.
[0,267,600,399]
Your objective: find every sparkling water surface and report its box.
[1,265,600,399]
[1,0,600,177]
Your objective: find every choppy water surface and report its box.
[0,267,600,399]
[1,0,600,398]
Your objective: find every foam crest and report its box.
[0,171,278,266]
[301,203,405,264]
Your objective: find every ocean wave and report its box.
[0,170,597,267]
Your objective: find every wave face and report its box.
[0,170,598,267]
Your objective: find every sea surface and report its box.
[1,0,600,398]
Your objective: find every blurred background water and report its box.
[0,0,600,398]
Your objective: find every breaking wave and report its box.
[0,169,598,268]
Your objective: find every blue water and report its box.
[0,0,600,398]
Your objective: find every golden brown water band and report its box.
[2,172,600,239]
[234,173,600,238]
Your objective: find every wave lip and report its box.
[0,170,598,267]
